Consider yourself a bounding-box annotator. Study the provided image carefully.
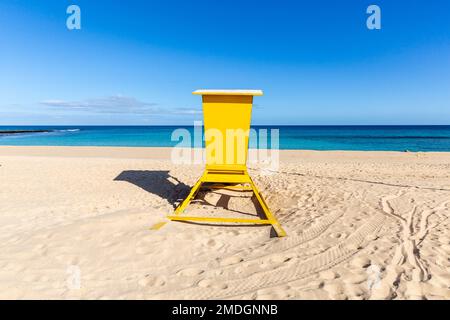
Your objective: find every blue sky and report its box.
[0,0,449,125]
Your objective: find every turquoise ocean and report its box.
[1,126,450,152]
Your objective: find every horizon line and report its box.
[1,124,450,127]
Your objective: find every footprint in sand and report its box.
[197,279,228,290]
[138,275,166,287]
[201,238,224,250]
[329,232,342,239]
[440,244,450,253]
[320,270,339,280]
[219,256,243,267]
[256,286,290,299]
[435,256,450,268]
[100,241,117,248]
[431,273,450,288]
[135,246,151,255]
[268,253,292,264]
[31,243,49,256]
[324,282,344,296]
[233,261,261,275]
[350,256,371,269]
[405,282,425,300]
[22,273,41,282]
[112,231,126,238]
[343,272,367,285]
[345,285,366,299]
[438,236,450,245]
[370,283,394,300]
[176,268,204,277]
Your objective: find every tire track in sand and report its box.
[152,212,386,299]
[370,194,450,299]
[200,189,355,270]
[142,185,352,275]
[210,209,344,267]
[145,209,345,294]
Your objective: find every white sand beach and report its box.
[0,146,449,300]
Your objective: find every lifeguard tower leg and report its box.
[173,177,203,215]
[249,178,286,237]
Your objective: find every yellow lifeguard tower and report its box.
[167,89,286,237]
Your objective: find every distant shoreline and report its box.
[1,146,450,161]
[0,130,52,135]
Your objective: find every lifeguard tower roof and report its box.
[192,89,263,96]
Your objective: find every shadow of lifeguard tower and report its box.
[115,170,266,222]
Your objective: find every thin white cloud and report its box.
[171,108,202,115]
[40,95,160,115]
[40,95,202,116]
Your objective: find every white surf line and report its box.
[152,212,386,299]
